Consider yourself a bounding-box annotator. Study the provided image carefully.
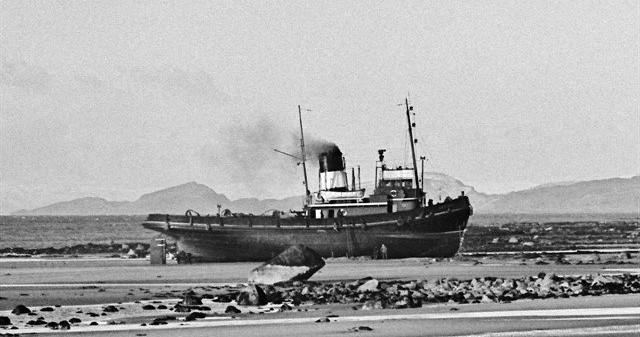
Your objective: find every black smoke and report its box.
[305,139,341,159]
[199,118,341,198]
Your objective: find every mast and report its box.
[405,98,420,195]
[298,105,310,196]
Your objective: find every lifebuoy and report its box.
[390,190,397,198]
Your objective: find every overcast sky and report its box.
[1,1,638,213]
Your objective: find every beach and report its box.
[2,253,639,336]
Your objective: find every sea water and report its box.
[0,213,636,249]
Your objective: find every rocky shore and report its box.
[257,273,640,309]
[1,272,639,331]
[0,242,158,258]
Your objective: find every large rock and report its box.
[11,304,31,315]
[248,245,325,285]
[236,284,267,306]
[357,279,380,293]
[182,290,202,306]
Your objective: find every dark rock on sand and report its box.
[0,316,12,326]
[59,320,71,330]
[315,317,331,323]
[149,320,167,326]
[182,290,203,305]
[173,304,191,312]
[236,284,267,306]
[27,319,47,325]
[225,305,241,314]
[280,303,293,311]
[157,305,168,309]
[185,312,207,321]
[142,305,156,310]
[90,321,98,325]
[40,307,54,312]
[69,318,82,324]
[103,305,119,312]
[11,304,31,315]
[248,245,325,285]
[151,316,175,325]
[349,326,374,331]
[45,321,59,329]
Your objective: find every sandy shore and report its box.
[1,254,639,336]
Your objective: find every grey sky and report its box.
[1,1,638,214]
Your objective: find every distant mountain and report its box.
[13,182,302,216]
[474,176,639,214]
[18,197,130,216]
[421,172,492,209]
[129,182,230,214]
[10,175,639,215]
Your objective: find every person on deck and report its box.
[380,244,388,259]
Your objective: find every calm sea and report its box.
[0,215,155,249]
[0,213,637,249]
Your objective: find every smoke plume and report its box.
[199,118,341,199]
[304,138,341,159]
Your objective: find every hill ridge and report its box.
[11,175,639,215]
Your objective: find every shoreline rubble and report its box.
[1,272,639,331]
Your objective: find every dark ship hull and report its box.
[142,195,472,262]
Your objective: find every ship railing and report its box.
[144,196,471,231]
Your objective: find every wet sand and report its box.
[1,255,639,336]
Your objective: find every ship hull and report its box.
[143,196,472,262]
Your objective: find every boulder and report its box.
[279,303,293,311]
[11,304,31,315]
[173,304,190,312]
[225,305,241,314]
[357,279,380,293]
[0,316,11,326]
[248,245,325,285]
[59,320,71,330]
[185,312,207,321]
[182,290,202,305]
[103,305,119,313]
[236,284,267,306]
[27,319,47,326]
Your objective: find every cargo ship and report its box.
[142,99,472,261]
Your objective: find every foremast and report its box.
[298,105,310,198]
[404,98,421,199]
